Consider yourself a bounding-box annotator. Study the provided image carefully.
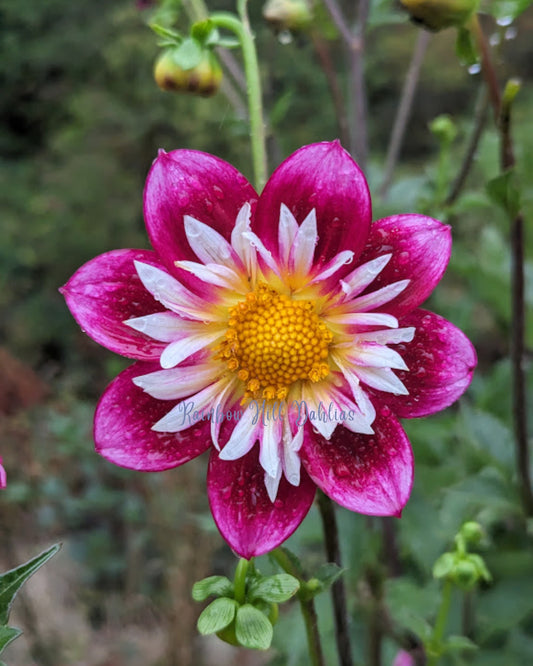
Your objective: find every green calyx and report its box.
[154,45,222,96]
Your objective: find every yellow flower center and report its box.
[218,284,332,401]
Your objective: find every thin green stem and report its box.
[272,549,326,666]
[427,580,453,666]
[234,558,250,604]
[210,4,268,191]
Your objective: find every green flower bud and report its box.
[400,0,479,31]
[263,0,313,33]
[154,49,222,97]
[460,521,484,545]
[430,114,458,144]
[216,620,239,646]
[452,559,478,590]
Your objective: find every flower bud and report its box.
[154,49,222,97]
[400,0,479,31]
[460,521,483,545]
[452,559,478,590]
[263,0,313,33]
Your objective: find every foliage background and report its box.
[1,0,533,664]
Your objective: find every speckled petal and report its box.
[208,446,316,558]
[301,409,413,516]
[373,309,477,418]
[94,363,211,471]
[357,215,451,317]
[60,249,167,360]
[253,142,371,274]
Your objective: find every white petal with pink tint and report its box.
[219,407,261,460]
[354,327,415,345]
[124,312,202,342]
[289,209,317,276]
[152,380,226,432]
[132,363,220,400]
[264,466,282,503]
[328,312,398,328]
[340,254,392,299]
[243,231,282,278]
[347,343,408,370]
[231,203,257,279]
[259,417,282,480]
[347,279,410,311]
[278,204,299,266]
[309,251,354,284]
[282,419,303,486]
[160,330,223,368]
[175,260,247,291]
[355,366,409,395]
[134,261,213,320]
[184,216,238,267]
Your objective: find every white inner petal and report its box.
[347,279,410,312]
[160,330,223,369]
[328,312,399,329]
[184,216,237,267]
[346,343,408,371]
[259,417,282,480]
[151,380,227,432]
[309,250,354,284]
[231,203,257,281]
[242,231,282,277]
[354,366,409,395]
[289,208,318,276]
[278,204,299,267]
[175,260,247,292]
[218,405,260,459]
[133,363,220,400]
[340,254,392,299]
[125,312,201,342]
[354,327,416,345]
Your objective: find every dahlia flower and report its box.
[61,142,476,558]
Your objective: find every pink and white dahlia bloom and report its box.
[61,142,476,558]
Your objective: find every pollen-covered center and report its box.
[219,284,332,401]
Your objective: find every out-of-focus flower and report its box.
[61,142,476,557]
[154,49,222,97]
[0,457,6,489]
[393,650,415,666]
[400,0,478,31]
[263,0,313,33]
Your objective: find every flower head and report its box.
[61,142,476,558]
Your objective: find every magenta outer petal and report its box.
[253,142,372,270]
[208,447,316,558]
[358,215,451,317]
[144,149,257,274]
[376,309,477,418]
[94,363,211,471]
[60,249,167,360]
[0,456,6,489]
[301,410,413,517]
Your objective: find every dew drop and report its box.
[278,30,293,45]
[222,486,232,500]
[204,198,214,213]
[213,185,224,200]
[334,463,351,478]
[380,405,391,417]
[468,63,481,75]
[237,476,246,486]
[397,251,410,265]
[505,26,517,40]
[274,499,284,508]
[237,489,245,498]
[489,32,501,46]
[496,15,513,27]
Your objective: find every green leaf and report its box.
[235,604,273,650]
[0,626,22,653]
[171,38,203,70]
[444,634,479,653]
[456,26,478,66]
[192,576,233,602]
[149,23,181,41]
[249,574,300,603]
[314,563,345,589]
[486,170,521,218]
[486,0,532,22]
[433,552,455,580]
[197,598,238,635]
[191,20,215,44]
[0,544,61,625]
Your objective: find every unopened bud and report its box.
[430,114,458,143]
[263,0,313,33]
[400,0,479,31]
[154,49,222,97]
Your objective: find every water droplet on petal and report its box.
[380,405,391,417]
[204,198,214,213]
[278,30,292,45]
[274,499,284,508]
[397,251,410,265]
[334,463,351,478]
[468,63,481,75]
[213,185,224,200]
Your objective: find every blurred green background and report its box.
[1,0,533,664]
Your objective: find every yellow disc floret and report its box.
[218,284,332,401]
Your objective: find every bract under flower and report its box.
[61,141,476,558]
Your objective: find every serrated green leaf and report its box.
[0,626,22,653]
[456,26,478,66]
[235,604,273,650]
[486,170,521,218]
[192,576,233,602]
[249,574,299,603]
[444,634,479,652]
[197,597,238,635]
[171,38,203,70]
[0,544,61,625]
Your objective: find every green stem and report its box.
[234,558,250,604]
[427,580,453,666]
[272,549,326,666]
[210,4,268,191]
